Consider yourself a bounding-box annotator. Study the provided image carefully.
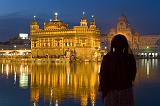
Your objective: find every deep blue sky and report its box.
[0,0,160,41]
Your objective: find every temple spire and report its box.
[83,11,85,17]
[80,11,87,26]
[54,12,59,21]
[91,15,95,23]
[34,16,36,20]
[90,15,96,29]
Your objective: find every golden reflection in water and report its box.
[14,71,16,85]
[30,63,100,106]
[6,64,9,78]
[146,61,150,78]
[1,64,3,74]
[0,63,30,88]
[135,59,159,84]
[0,59,159,106]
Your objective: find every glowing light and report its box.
[50,89,53,96]
[14,72,16,84]
[19,72,28,89]
[147,61,150,78]
[50,19,52,22]
[147,46,149,49]
[19,51,24,55]
[91,15,94,18]
[67,64,70,85]
[33,102,36,106]
[34,16,36,20]
[155,53,158,57]
[19,33,28,39]
[152,53,155,57]
[6,51,9,54]
[83,11,85,15]
[98,65,101,73]
[54,12,58,16]
[55,100,58,106]
[67,73,70,85]
[6,64,9,78]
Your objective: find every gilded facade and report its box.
[30,13,100,61]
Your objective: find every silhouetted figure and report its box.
[99,34,137,106]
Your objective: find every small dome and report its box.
[31,20,38,25]
[82,16,87,20]
[90,20,96,26]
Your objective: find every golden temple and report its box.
[30,13,100,61]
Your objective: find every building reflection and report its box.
[0,59,159,105]
[135,59,159,84]
[30,63,100,106]
[0,63,30,88]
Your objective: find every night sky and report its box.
[0,0,160,41]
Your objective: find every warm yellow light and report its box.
[6,51,9,54]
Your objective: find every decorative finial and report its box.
[83,11,85,16]
[54,12,58,20]
[54,12,58,16]
[91,15,94,18]
[34,16,36,20]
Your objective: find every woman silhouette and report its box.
[99,34,137,106]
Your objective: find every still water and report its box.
[0,59,159,106]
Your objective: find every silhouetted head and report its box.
[111,34,129,54]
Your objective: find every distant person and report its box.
[99,34,137,106]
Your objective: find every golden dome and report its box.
[82,16,87,20]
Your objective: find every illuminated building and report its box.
[10,33,30,50]
[106,15,160,57]
[30,13,100,61]
[107,15,140,50]
[0,33,30,50]
[139,35,160,50]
